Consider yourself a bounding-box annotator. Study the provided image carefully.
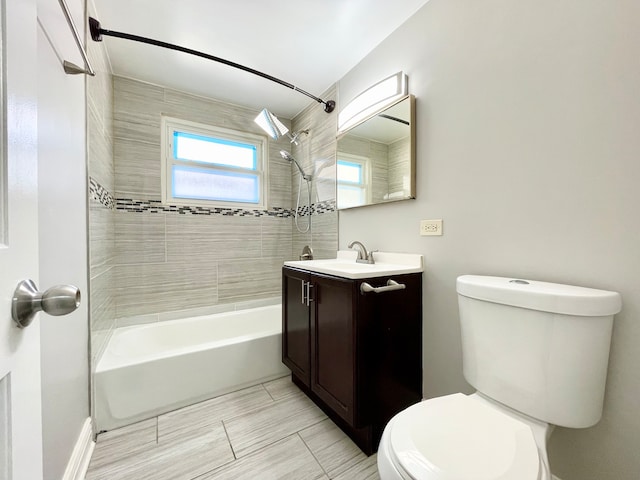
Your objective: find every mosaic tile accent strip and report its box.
[115,198,293,218]
[90,177,115,209]
[90,177,336,218]
[300,199,336,216]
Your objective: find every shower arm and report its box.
[88,17,336,114]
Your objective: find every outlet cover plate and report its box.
[420,219,443,236]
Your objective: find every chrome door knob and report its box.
[11,279,81,328]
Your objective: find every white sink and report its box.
[284,250,424,279]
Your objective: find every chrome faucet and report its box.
[348,241,375,264]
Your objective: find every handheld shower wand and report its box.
[280,150,312,181]
[280,150,312,233]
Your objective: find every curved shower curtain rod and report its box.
[88,17,336,113]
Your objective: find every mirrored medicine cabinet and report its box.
[336,94,416,210]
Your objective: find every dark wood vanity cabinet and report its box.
[282,266,422,455]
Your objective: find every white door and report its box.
[0,0,43,479]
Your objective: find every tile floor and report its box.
[86,376,380,480]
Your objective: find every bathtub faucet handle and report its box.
[299,245,314,261]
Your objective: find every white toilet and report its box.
[378,275,622,480]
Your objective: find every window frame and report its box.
[161,116,268,209]
[336,153,372,208]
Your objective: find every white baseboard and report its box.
[62,417,95,480]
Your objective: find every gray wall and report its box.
[37,0,89,477]
[337,0,640,479]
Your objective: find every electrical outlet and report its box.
[420,219,443,236]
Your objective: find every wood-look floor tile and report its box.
[88,418,157,470]
[299,419,367,478]
[224,391,326,458]
[262,375,300,400]
[86,423,234,480]
[332,454,380,480]
[158,384,273,442]
[195,434,325,480]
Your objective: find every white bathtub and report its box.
[94,304,289,431]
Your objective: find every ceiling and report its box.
[91,0,429,119]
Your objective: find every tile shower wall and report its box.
[87,18,115,368]
[291,85,339,259]
[111,76,302,319]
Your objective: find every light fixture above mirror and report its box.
[338,71,408,134]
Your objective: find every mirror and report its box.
[336,95,415,209]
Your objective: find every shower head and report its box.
[255,108,308,145]
[280,150,312,181]
[254,108,289,140]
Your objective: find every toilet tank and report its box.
[457,275,621,428]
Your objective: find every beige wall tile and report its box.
[87,36,116,373]
[114,259,219,317]
[165,214,261,261]
[90,266,115,364]
[261,215,293,259]
[89,202,115,274]
[115,211,166,264]
[114,138,162,199]
[217,257,285,303]
[88,104,114,192]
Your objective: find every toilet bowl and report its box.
[377,275,621,480]
[377,393,551,480]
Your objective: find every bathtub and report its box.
[94,304,289,431]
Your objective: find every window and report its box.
[161,117,267,208]
[337,154,371,209]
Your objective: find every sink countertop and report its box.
[284,250,424,279]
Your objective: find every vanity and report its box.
[282,250,423,454]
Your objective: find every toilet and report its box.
[378,275,622,480]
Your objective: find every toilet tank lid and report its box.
[457,275,622,316]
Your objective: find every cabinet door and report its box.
[282,268,311,385]
[364,274,423,429]
[311,274,356,425]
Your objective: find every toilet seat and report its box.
[387,393,541,480]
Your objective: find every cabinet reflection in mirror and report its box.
[337,95,415,209]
